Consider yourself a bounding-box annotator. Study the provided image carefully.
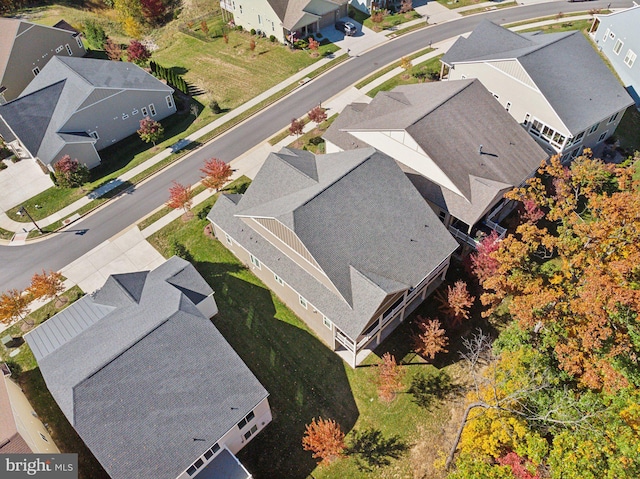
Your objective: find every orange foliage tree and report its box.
[29,270,65,304]
[308,105,327,124]
[0,289,30,326]
[413,316,448,360]
[377,352,405,402]
[166,181,192,214]
[200,158,232,192]
[289,117,304,137]
[481,152,640,392]
[436,280,475,326]
[302,417,345,465]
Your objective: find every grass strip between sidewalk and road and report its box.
[355,47,435,90]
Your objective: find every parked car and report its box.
[335,21,357,36]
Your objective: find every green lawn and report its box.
[355,47,435,89]
[459,1,517,16]
[364,11,421,31]
[367,55,443,97]
[286,115,338,154]
[437,0,488,9]
[146,185,459,479]
[516,18,593,34]
[0,287,109,479]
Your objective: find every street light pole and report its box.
[18,206,43,234]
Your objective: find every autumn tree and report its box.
[249,39,256,51]
[200,20,209,35]
[123,16,143,38]
[468,230,500,283]
[302,417,345,465]
[53,155,90,188]
[377,352,405,403]
[166,181,192,214]
[140,0,165,24]
[289,117,304,137]
[413,316,448,360]
[481,154,640,392]
[308,105,327,124]
[29,270,65,305]
[105,38,123,61]
[200,158,233,192]
[308,37,319,56]
[400,0,413,14]
[138,116,164,145]
[127,40,151,65]
[0,289,30,326]
[436,280,475,327]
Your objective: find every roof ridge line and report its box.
[273,150,319,182]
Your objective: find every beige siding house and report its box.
[208,148,458,367]
[0,18,85,103]
[0,364,59,454]
[25,257,270,479]
[441,21,634,160]
[323,80,549,251]
[0,56,175,170]
[222,0,348,43]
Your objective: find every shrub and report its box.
[269,35,276,42]
[83,20,107,49]
[0,162,7,171]
[309,136,324,146]
[53,155,90,188]
[236,25,243,31]
[250,28,256,35]
[209,100,222,114]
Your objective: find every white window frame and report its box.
[588,122,599,135]
[609,31,615,41]
[89,131,99,140]
[258,14,261,24]
[132,108,139,115]
[65,44,73,55]
[122,113,129,120]
[603,28,610,42]
[299,295,307,309]
[274,273,284,286]
[32,67,40,76]
[76,36,83,49]
[523,113,531,126]
[624,49,636,67]
[148,103,157,116]
[608,112,619,124]
[613,39,624,55]
[55,45,63,53]
[505,101,511,112]
[598,130,608,143]
[323,316,332,329]
[166,95,174,109]
[225,233,232,245]
[39,433,48,442]
[141,106,149,116]
[250,254,261,269]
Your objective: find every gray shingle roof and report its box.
[325,80,548,226]
[267,0,346,31]
[209,148,458,338]
[25,257,267,479]
[441,21,634,133]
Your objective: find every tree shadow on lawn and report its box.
[204,272,358,479]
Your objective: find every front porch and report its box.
[448,201,510,250]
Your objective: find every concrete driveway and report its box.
[319,17,388,56]
[0,159,53,213]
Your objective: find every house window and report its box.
[76,36,83,49]
[570,131,584,146]
[166,95,174,109]
[55,45,63,53]
[523,113,531,126]
[505,101,511,112]
[238,411,255,430]
[194,459,204,469]
[211,443,220,454]
[460,75,466,79]
[493,93,499,100]
[299,295,308,309]
[603,28,609,42]
[438,210,446,223]
[588,123,599,135]
[250,254,261,269]
[608,112,619,124]
[239,5,242,13]
[132,109,139,115]
[141,107,149,116]
[258,14,261,24]
[225,233,232,245]
[244,424,258,440]
[39,433,48,442]
[613,39,624,55]
[187,465,197,476]
[272,21,275,31]
[609,31,615,40]
[65,44,73,55]
[598,130,608,143]
[148,103,156,116]
[89,131,99,140]
[122,113,129,120]
[624,49,636,67]
[32,67,40,76]
[571,147,580,159]
[204,449,213,460]
[323,316,332,329]
[274,273,284,285]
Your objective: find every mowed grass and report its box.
[367,55,443,97]
[0,287,110,479]
[152,30,338,110]
[147,185,456,479]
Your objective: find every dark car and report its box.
[335,20,357,36]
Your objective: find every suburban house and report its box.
[0,56,176,170]
[25,257,271,479]
[591,5,640,107]
[441,20,634,160]
[0,363,59,454]
[220,0,348,43]
[0,18,85,104]
[323,80,549,250]
[207,147,458,367]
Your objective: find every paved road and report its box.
[0,0,632,291]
